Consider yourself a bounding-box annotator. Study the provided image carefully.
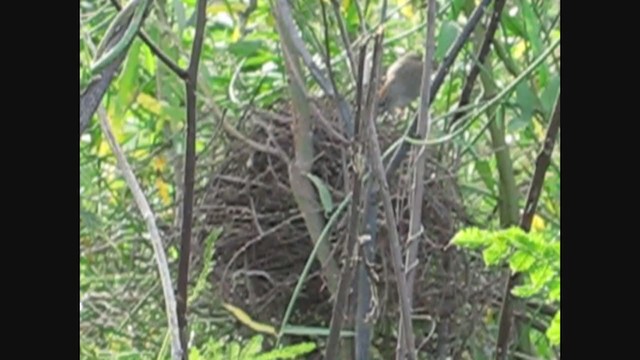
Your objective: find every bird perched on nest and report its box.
[377,52,433,115]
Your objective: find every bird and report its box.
[377,52,429,115]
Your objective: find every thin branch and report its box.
[328,0,357,83]
[324,46,368,360]
[221,119,290,162]
[450,0,507,128]
[176,0,207,357]
[399,0,437,357]
[81,56,125,135]
[97,107,182,360]
[273,0,341,295]
[365,33,417,360]
[495,94,560,360]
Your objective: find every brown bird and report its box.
[377,52,430,115]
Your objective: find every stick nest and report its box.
[193,97,500,354]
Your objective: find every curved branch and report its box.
[97,107,183,360]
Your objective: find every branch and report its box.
[81,56,125,135]
[97,107,182,360]
[450,0,507,128]
[273,0,341,295]
[176,0,207,357]
[365,33,417,360]
[324,46,368,360]
[399,0,437,357]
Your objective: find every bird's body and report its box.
[377,52,425,115]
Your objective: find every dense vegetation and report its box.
[80,0,560,359]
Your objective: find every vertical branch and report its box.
[97,107,183,360]
[273,0,341,294]
[450,0,507,129]
[399,0,437,357]
[495,94,560,360]
[364,33,417,360]
[176,0,207,357]
[328,0,357,83]
[325,47,369,360]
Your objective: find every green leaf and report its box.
[520,0,543,55]
[189,227,222,303]
[306,173,334,216]
[507,228,540,253]
[511,283,537,298]
[508,250,536,272]
[172,0,187,33]
[282,325,355,337]
[345,0,359,33]
[501,11,526,38]
[482,236,509,266]
[515,82,536,123]
[546,311,560,345]
[520,0,549,85]
[540,75,560,116]
[530,264,555,290]
[474,159,496,194]
[450,0,467,19]
[227,341,240,359]
[253,341,317,360]
[240,335,263,357]
[140,42,156,74]
[436,21,461,61]
[190,347,203,360]
[548,277,560,302]
[116,39,142,119]
[229,40,266,58]
[451,227,490,249]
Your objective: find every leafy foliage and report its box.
[81,0,560,358]
[190,335,316,360]
[451,224,560,345]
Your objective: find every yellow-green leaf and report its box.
[223,302,277,336]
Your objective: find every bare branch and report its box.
[176,0,207,356]
[97,107,182,360]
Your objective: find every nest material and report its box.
[195,97,500,355]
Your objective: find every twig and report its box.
[273,0,341,296]
[450,0,507,128]
[328,0,357,83]
[495,94,560,360]
[399,0,437,357]
[365,33,417,360]
[324,46,368,360]
[97,107,182,360]
[221,119,290,162]
[176,0,207,357]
